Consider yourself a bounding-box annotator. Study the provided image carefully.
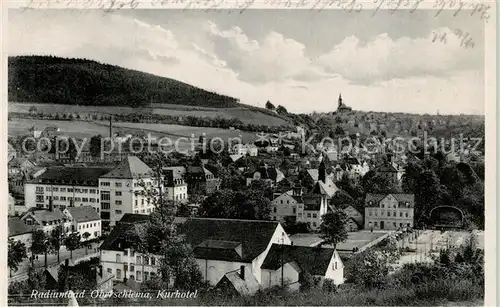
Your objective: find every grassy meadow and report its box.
[9,102,290,127]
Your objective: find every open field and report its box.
[108,121,258,143]
[8,119,111,139]
[9,102,290,126]
[9,119,262,154]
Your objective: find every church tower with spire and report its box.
[336,93,352,113]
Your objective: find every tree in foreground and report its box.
[31,230,50,265]
[64,232,81,259]
[50,225,64,262]
[131,156,205,291]
[319,210,349,250]
[8,239,27,277]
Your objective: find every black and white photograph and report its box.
[4,2,496,306]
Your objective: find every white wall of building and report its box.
[324,250,345,285]
[261,263,300,289]
[24,183,100,211]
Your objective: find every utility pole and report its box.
[281,236,284,288]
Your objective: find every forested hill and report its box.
[8,56,239,108]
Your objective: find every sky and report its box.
[8,9,485,115]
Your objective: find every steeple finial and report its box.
[338,93,343,107]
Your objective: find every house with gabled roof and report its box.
[100,217,290,289]
[364,193,414,230]
[300,161,339,230]
[63,206,101,240]
[214,266,261,296]
[261,244,344,288]
[343,206,364,232]
[9,217,33,248]
[271,189,304,224]
[20,207,72,236]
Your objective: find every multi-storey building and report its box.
[24,167,112,212]
[364,194,415,230]
[270,189,303,224]
[98,156,159,230]
[186,165,220,195]
[162,166,188,203]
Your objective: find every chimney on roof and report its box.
[239,265,245,280]
[109,116,113,139]
[318,159,326,183]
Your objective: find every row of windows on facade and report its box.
[37,195,100,203]
[271,216,319,227]
[78,221,100,230]
[43,229,100,237]
[367,201,411,208]
[25,218,67,226]
[110,268,156,282]
[100,181,157,188]
[116,253,157,265]
[174,193,187,201]
[272,208,316,219]
[371,221,411,228]
[368,211,411,217]
[36,186,98,194]
[99,204,153,215]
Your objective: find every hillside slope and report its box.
[8,55,239,108]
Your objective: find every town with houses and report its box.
[7,94,486,305]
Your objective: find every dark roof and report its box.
[66,206,100,223]
[9,218,33,237]
[365,194,386,205]
[194,243,243,262]
[217,270,261,296]
[101,156,154,179]
[118,213,151,225]
[23,208,67,223]
[392,194,415,204]
[291,195,304,203]
[101,217,186,253]
[302,194,322,211]
[261,244,335,276]
[30,167,112,186]
[100,223,144,252]
[181,218,280,262]
[365,194,415,207]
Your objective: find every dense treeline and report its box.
[8,56,239,108]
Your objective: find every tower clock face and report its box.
[126,182,131,187]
